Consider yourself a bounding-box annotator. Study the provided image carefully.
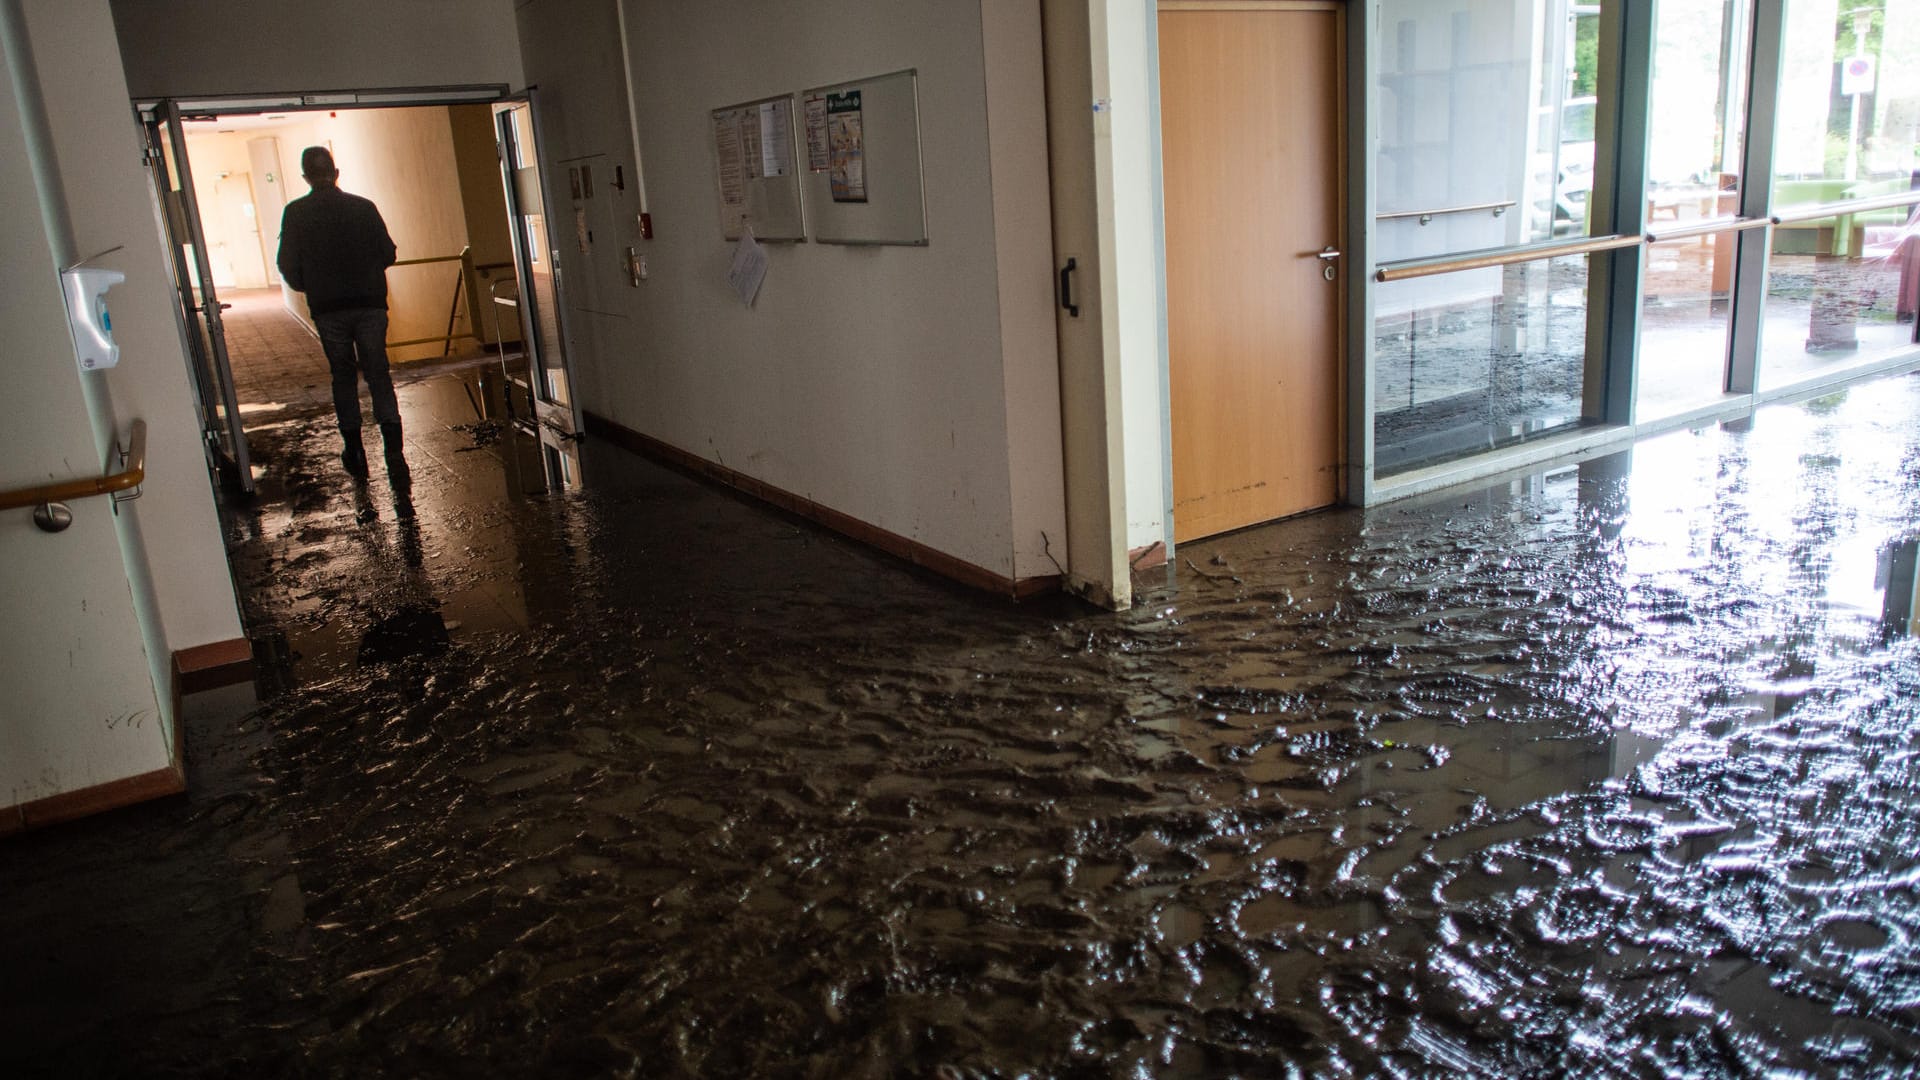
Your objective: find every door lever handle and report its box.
[1315,247,1342,260]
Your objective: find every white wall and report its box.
[24,0,244,662]
[2,0,181,812]
[533,0,1065,582]
[516,0,643,421]
[109,0,522,100]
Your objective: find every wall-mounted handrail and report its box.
[1645,216,1773,244]
[1377,200,1518,225]
[1375,234,1642,282]
[391,254,466,268]
[1772,190,1920,226]
[0,419,146,512]
[386,250,473,352]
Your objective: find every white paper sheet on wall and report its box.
[759,101,793,177]
[727,229,768,306]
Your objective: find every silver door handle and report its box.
[1316,247,1341,260]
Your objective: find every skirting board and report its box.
[1,762,184,836]
[584,411,1060,601]
[0,637,251,837]
[173,637,255,696]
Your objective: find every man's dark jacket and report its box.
[276,186,397,315]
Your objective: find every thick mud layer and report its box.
[4,375,1918,1077]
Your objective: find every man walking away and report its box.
[276,147,412,513]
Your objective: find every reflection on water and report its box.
[1374,257,1593,475]
[3,376,1918,1077]
[1880,538,1917,639]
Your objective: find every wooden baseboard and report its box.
[1,761,185,837]
[584,411,1060,601]
[1129,541,1169,571]
[172,637,255,696]
[0,641,240,838]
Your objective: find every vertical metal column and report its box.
[1727,0,1786,394]
[1587,0,1656,427]
[1349,0,1379,505]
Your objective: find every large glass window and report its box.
[1761,0,1920,390]
[1636,0,1752,420]
[1375,255,1593,474]
[1375,1,1608,475]
[1377,1,1602,264]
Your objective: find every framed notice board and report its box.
[710,94,805,241]
[798,69,927,246]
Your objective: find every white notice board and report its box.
[799,70,927,246]
[710,94,805,241]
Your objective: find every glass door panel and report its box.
[1635,0,1751,421]
[1761,0,1920,390]
[494,100,577,438]
[1638,237,1740,417]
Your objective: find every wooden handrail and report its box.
[1645,216,1772,244]
[392,254,466,268]
[1375,234,1642,282]
[1773,190,1920,226]
[0,420,146,512]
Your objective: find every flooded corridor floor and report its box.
[3,374,1919,1077]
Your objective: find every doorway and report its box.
[139,95,572,489]
[1159,0,1347,542]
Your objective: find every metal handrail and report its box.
[1377,200,1517,225]
[387,250,472,352]
[1376,234,1642,282]
[1645,216,1772,244]
[1772,190,1920,226]
[0,419,146,512]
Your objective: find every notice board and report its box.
[798,70,927,245]
[710,94,805,241]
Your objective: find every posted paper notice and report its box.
[727,230,768,307]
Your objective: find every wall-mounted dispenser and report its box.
[62,267,126,372]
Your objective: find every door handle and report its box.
[1317,246,1340,281]
[1315,247,1341,260]
[1059,257,1080,318]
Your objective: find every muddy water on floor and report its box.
[6,377,1919,1077]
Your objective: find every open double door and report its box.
[137,92,579,498]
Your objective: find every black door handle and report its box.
[1059,257,1079,318]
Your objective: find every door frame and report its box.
[1156,0,1354,541]
[144,100,254,494]
[131,85,580,487]
[493,93,584,441]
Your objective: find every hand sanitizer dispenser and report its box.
[63,267,126,371]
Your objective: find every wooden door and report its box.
[1160,0,1344,542]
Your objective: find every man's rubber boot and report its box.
[341,428,370,480]
[381,421,413,518]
